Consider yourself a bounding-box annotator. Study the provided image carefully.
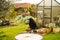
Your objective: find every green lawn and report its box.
[0,23,28,40]
[0,23,60,40]
[43,32,60,40]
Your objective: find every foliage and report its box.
[0,0,17,20]
[5,4,17,20]
[15,7,25,12]
[0,0,10,16]
[15,4,36,17]
[28,4,36,17]
[15,15,36,24]
[47,23,56,28]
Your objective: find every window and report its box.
[55,0,60,4]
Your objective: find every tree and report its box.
[5,4,17,20]
[28,4,36,17]
[15,7,25,12]
[0,0,10,18]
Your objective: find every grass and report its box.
[43,32,60,40]
[0,23,60,40]
[0,23,28,40]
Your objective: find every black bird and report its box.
[29,18,38,30]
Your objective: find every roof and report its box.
[37,0,60,6]
[13,3,31,8]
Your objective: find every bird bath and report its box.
[15,33,43,40]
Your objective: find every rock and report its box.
[37,28,47,35]
[10,22,17,26]
[26,27,32,33]
[37,28,51,35]
[46,28,51,33]
[53,28,60,33]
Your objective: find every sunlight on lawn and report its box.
[0,23,28,40]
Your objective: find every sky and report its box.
[8,0,60,4]
[13,0,42,4]
[56,0,60,3]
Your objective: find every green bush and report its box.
[15,15,36,24]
